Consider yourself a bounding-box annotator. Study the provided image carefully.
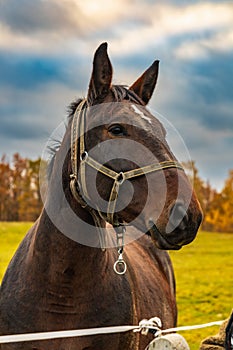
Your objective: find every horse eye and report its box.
[108,125,126,136]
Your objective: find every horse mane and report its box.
[45,85,143,179]
[68,85,143,118]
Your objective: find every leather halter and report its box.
[70,99,184,246]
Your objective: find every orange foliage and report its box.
[0,155,232,232]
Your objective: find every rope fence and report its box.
[0,318,224,344]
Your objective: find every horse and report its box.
[0,43,202,350]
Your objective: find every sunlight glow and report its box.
[76,0,123,19]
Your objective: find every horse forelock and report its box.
[68,86,143,116]
[111,85,144,105]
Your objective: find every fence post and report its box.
[146,334,190,350]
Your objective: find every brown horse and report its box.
[0,43,202,350]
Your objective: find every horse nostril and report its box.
[169,202,189,230]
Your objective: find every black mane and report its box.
[67,85,143,119]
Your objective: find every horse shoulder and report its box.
[0,223,41,335]
[124,237,177,328]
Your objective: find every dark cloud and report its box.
[0,51,88,90]
[0,0,83,35]
[180,52,233,131]
[0,118,47,140]
[0,54,63,89]
[146,48,233,133]
[189,52,233,102]
[198,104,233,131]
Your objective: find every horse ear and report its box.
[87,42,113,103]
[129,60,159,105]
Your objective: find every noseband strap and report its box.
[70,99,184,239]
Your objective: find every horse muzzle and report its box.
[147,202,203,250]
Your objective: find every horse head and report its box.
[50,42,202,250]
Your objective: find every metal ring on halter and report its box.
[80,151,88,161]
[113,253,127,275]
[116,172,125,185]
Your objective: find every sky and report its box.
[0,0,232,191]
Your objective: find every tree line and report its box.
[0,154,232,232]
[184,161,233,233]
[0,154,41,222]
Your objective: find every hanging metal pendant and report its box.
[113,226,127,275]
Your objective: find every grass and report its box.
[170,231,233,349]
[0,222,32,281]
[0,223,232,349]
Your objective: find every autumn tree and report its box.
[18,158,42,221]
[0,154,42,222]
[10,153,28,220]
[182,161,215,217]
[0,156,12,221]
[204,170,233,232]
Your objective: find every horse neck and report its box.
[31,208,109,283]
[33,132,110,280]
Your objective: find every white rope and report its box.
[0,319,224,344]
[157,320,224,336]
[0,326,138,344]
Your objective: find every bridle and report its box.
[69,99,184,273]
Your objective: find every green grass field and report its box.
[0,222,32,281]
[170,230,233,349]
[0,223,232,349]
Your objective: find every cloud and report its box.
[0,54,66,89]
[175,30,233,60]
[150,48,233,131]
[100,2,233,57]
[0,1,232,59]
[0,0,132,55]
[187,52,233,129]
[0,0,85,34]
[0,82,79,145]
[0,0,232,191]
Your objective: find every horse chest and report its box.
[33,259,134,328]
